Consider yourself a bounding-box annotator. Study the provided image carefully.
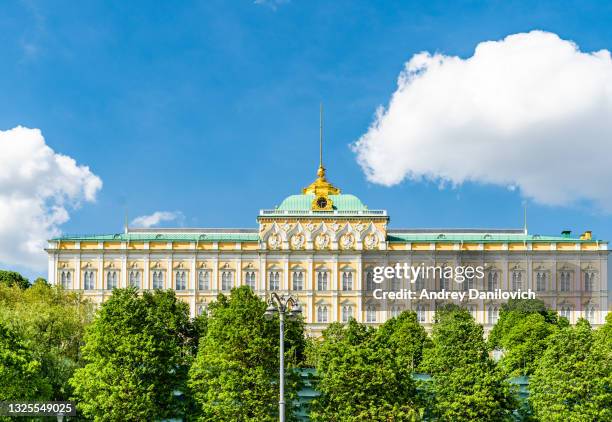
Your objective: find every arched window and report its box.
[487,305,499,325]
[342,272,353,291]
[560,271,571,292]
[416,304,426,323]
[175,271,186,291]
[60,270,73,289]
[198,271,210,290]
[129,270,141,289]
[317,271,328,291]
[467,305,477,320]
[536,272,546,292]
[585,305,596,324]
[341,305,352,322]
[365,271,375,291]
[106,270,118,290]
[317,305,328,323]
[511,271,522,290]
[366,305,377,322]
[152,271,164,289]
[292,271,303,291]
[415,275,425,291]
[221,271,233,291]
[83,270,95,290]
[440,272,450,290]
[466,272,475,290]
[584,272,595,292]
[559,305,572,321]
[391,305,401,318]
[245,271,256,289]
[197,303,207,316]
[269,271,280,291]
[391,275,400,291]
[487,272,498,291]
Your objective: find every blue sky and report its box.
[2,0,612,278]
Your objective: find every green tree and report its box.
[70,288,195,421]
[188,286,306,421]
[0,270,29,289]
[309,315,423,421]
[0,319,51,401]
[0,281,93,401]
[488,299,564,377]
[530,317,611,421]
[421,305,516,421]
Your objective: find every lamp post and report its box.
[264,293,302,422]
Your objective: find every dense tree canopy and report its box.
[0,269,608,421]
[420,305,516,421]
[530,318,612,421]
[188,286,306,421]
[309,313,425,421]
[0,280,93,401]
[488,300,562,376]
[70,288,196,421]
[0,319,51,401]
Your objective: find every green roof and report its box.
[276,194,368,212]
[387,232,600,243]
[52,232,259,242]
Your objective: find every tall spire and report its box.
[303,102,340,196]
[319,102,323,169]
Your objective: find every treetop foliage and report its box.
[0,269,30,289]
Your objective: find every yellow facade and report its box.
[46,166,609,335]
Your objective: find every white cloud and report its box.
[353,31,612,211]
[0,126,102,270]
[131,211,183,228]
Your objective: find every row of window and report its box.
[59,269,598,292]
[315,304,597,324]
[364,270,597,292]
[60,269,355,291]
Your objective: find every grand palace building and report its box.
[46,161,609,334]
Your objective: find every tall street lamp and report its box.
[264,293,302,422]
